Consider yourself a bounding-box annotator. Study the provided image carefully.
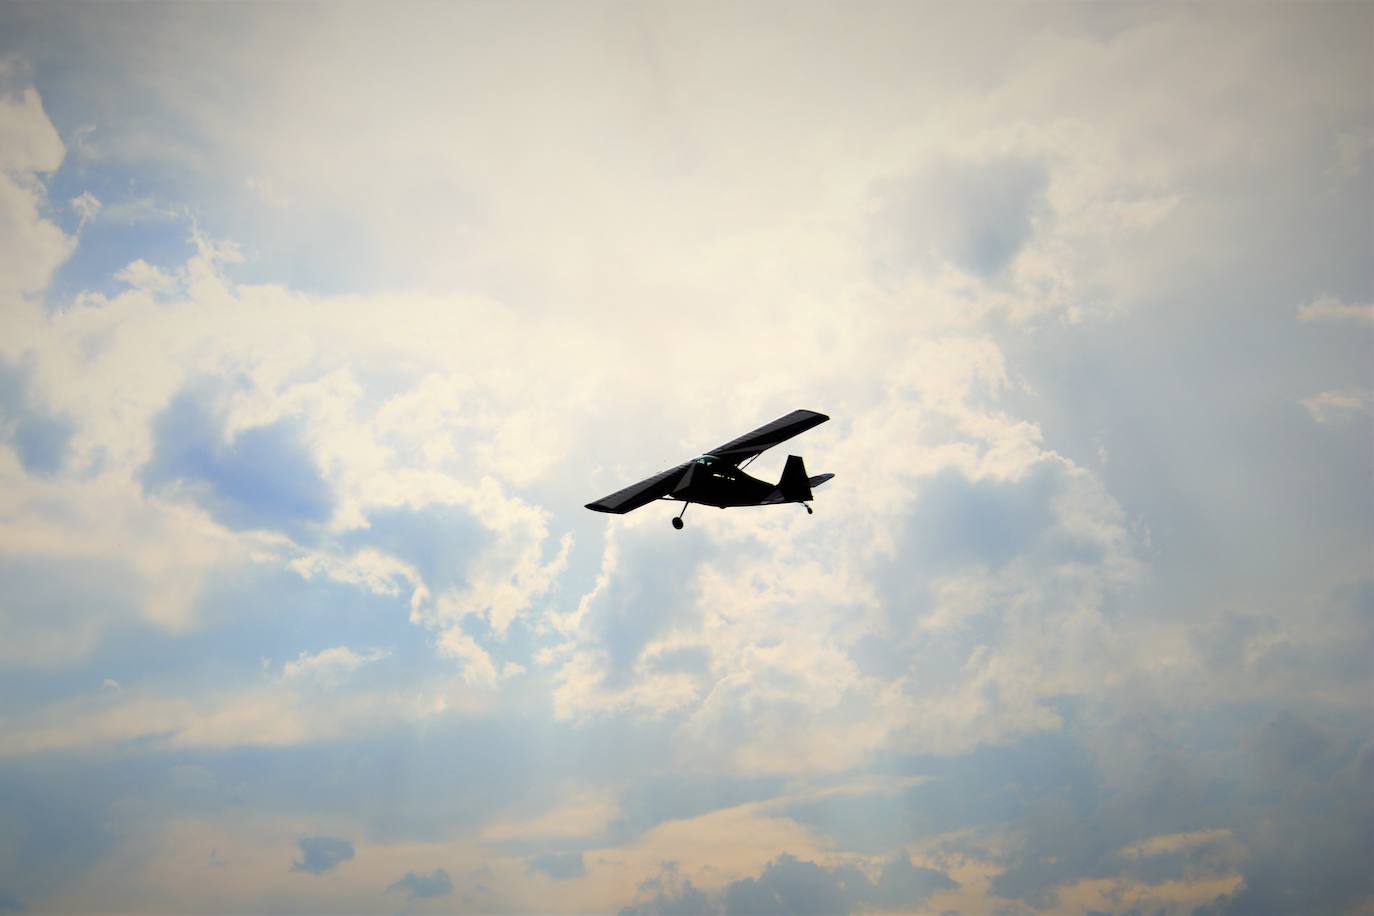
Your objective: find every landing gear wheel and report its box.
[805,504,813,515]
[672,516,684,530]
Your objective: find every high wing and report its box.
[585,462,691,514]
[707,409,829,466]
[585,409,829,515]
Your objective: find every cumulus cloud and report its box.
[0,4,1369,913]
[290,836,354,874]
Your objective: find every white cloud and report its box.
[0,85,64,173]
[281,645,390,683]
[0,86,73,300]
[0,6,1370,912]
[70,190,101,230]
[289,547,421,601]
[437,630,497,688]
[1300,388,1372,424]
[1297,295,1374,324]
[115,258,176,293]
[1117,828,1235,861]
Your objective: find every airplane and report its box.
[585,409,834,529]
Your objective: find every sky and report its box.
[0,3,1370,914]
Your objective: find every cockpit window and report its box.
[694,455,718,467]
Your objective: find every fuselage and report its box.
[673,455,779,507]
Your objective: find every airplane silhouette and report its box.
[585,409,834,529]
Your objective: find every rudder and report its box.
[778,455,813,502]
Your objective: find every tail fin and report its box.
[778,455,813,502]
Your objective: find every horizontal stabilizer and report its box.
[808,473,834,488]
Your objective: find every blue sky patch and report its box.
[141,383,332,534]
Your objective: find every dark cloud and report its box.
[0,355,74,476]
[141,382,332,534]
[620,853,955,916]
[527,852,586,881]
[866,851,959,908]
[620,865,711,916]
[385,868,453,900]
[1193,718,1374,915]
[290,835,354,874]
[618,879,710,916]
[935,706,1374,913]
[723,854,856,915]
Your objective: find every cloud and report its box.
[0,6,1370,914]
[0,355,74,475]
[1192,717,1374,916]
[1297,295,1374,323]
[290,836,354,875]
[69,191,100,231]
[621,851,956,916]
[877,155,1050,279]
[619,877,711,916]
[385,868,453,900]
[527,851,586,881]
[722,854,868,915]
[281,645,390,683]
[437,628,500,689]
[0,85,64,174]
[114,259,176,294]
[0,85,73,300]
[1300,388,1372,424]
[140,382,333,533]
[342,503,488,597]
